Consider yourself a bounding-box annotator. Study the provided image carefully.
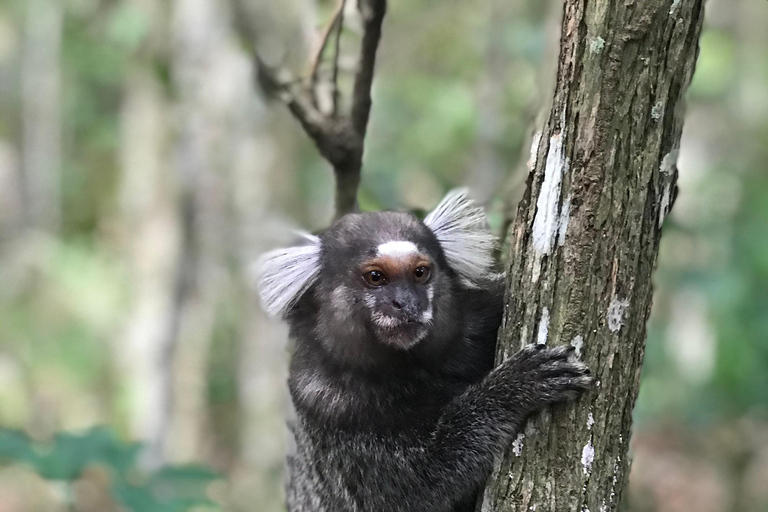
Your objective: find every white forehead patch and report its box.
[377,240,419,258]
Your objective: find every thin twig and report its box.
[331,0,347,116]
[309,0,347,102]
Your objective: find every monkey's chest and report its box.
[288,417,450,512]
[286,379,476,512]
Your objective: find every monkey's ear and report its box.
[256,234,321,317]
[424,189,495,287]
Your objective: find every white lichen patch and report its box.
[607,295,630,332]
[558,194,571,246]
[651,101,663,120]
[529,129,575,281]
[512,433,525,456]
[589,36,606,54]
[581,440,595,475]
[660,149,679,175]
[587,412,595,430]
[669,0,681,15]
[571,335,584,356]
[658,151,678,228]
[537,307,550,345]
[532,134,566,257]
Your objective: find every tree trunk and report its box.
[481,1,705,511]
[118,62,180,467]
[21,0,63,233]
[165,0,238,464]
[116,0,179,468]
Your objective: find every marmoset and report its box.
[257,191,592,512]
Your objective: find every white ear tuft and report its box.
[424,189,495,287]
[256,234,321,317]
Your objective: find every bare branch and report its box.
[251,56,327,135]
[350,0,386,136]
[283,86,331,143]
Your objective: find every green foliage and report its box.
[0,427,221,511]
[112,465,220,512]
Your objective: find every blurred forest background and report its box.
[0,0,766,510]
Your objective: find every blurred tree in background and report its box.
[0,0,765,511]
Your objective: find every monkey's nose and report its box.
[392,299,403,310]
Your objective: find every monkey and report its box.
[256,190,592,512]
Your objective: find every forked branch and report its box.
[233,0,387,219]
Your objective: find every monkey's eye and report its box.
[413,266,431,283]
[363,270,388,287]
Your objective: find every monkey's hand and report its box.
[492,343,593,414]
[402,345,592,509]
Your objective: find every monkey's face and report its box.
[257,190,497,361]
[356,240,436,348]
[318,212,449,351]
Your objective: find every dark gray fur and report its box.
[277,211,592,512]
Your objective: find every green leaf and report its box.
[36,427,140,480]
[112,465,220,512]
[0,429,39,465]
[0,427,140,480]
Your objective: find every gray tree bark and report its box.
[21,0,63,233]
[481,0,705,511]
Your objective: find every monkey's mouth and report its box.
[370,313,428,348]
[370,313,400,328]
[370,311,425,329]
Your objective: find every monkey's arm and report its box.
[351,345,592,511]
